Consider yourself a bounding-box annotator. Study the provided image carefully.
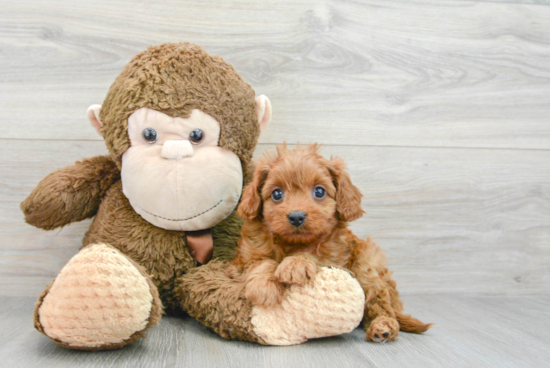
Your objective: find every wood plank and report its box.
[2,140,549,296]
[479,0,550,4]
[0,295,548,367]
[1,0,550,149]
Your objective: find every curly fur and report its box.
[229,144,433,342]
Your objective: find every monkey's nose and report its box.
[161,140,194,160]
[288,211,307,227]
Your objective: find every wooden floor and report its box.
[1,295,549,368]
[2,0,550,367]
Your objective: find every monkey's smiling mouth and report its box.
[137,199,223,222]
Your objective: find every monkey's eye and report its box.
[189,129,204,144]
[142,128,158,143]
[271,188,284,202]
[313,186,326,199]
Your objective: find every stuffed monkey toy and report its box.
[21,43,365,350]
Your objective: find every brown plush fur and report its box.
[83,180,243,313]
[21,43,260,348]
[228,144,433,342]
[176,260,267,344]
[99,42,259,178]
[21,156,119,230]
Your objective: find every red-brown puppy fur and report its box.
[228,144,432,342]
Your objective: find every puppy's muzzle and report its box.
[288,211,307,227]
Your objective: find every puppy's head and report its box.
[238,144,364,244]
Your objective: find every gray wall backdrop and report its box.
[1,0,549,298]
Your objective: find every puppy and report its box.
[228,144,432,342]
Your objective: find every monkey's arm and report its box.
[21,155,120,230]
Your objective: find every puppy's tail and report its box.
[396,312,434,334]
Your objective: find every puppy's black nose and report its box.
[288,211,306,227]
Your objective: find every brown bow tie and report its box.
[185,229,213,265]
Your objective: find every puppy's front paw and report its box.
[366,316,399,343]
[274,256,317,286]
[245,277,285,308]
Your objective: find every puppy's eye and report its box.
[189,129,204,144]
[313,186,326,199]
[143,128,158,143]
[271,188,284,202]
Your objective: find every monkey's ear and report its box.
[87,104,103,136]
[238,160,270,221]
[255,95,272,133]
[327,157,365,222]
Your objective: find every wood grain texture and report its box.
[480,0,550,4]
[2,0,550,366]
[0,295,549,367]
[1,0,550,149]
[2,140,549,296]
[0,1,550,295]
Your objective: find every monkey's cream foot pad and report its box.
[35,243,159,350]
[251,267,365,345]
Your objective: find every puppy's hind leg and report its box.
[349,237,400,343]
[385,275,434,334]
[350,237,433,342]
[359,283,400,343]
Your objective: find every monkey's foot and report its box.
[251,267,365,345]
[366,316,399,343]
[35,243,163,350]
[178,262,364,346]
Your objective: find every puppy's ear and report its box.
[238,159,270,221]
[327,157,365,222]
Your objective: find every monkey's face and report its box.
[121,108,243,231]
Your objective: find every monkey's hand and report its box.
[21,155,119,230]
[274,255,318,286]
